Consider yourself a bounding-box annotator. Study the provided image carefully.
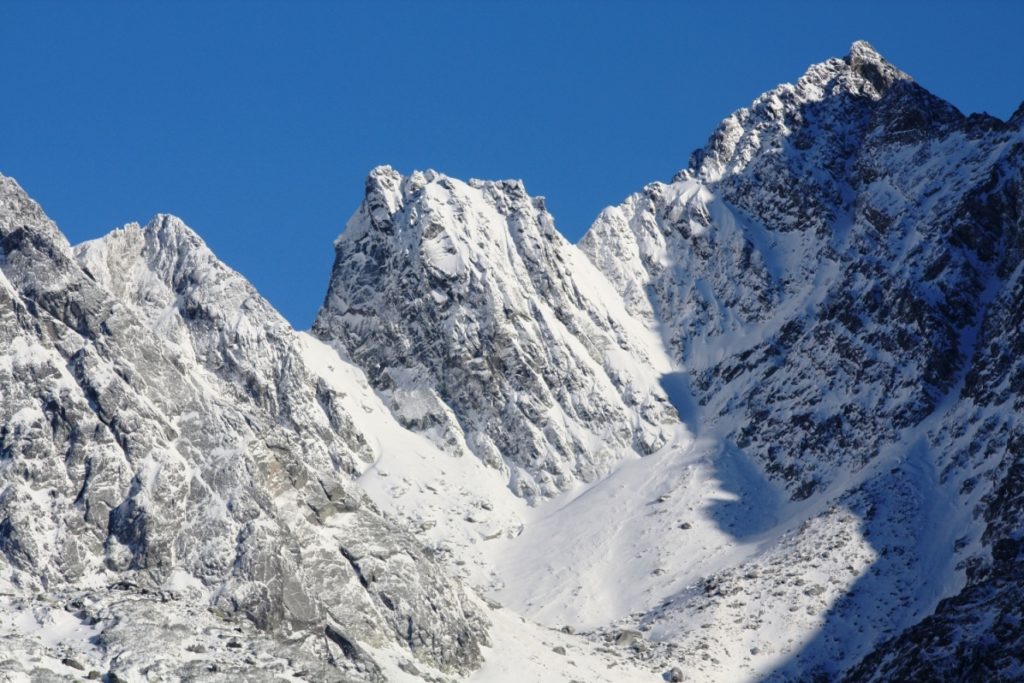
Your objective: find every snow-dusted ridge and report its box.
[577,41,1024,681]
[2,40,1023,681]
[314,165,682,501]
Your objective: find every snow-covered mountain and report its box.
[0,189,488,681]
[577,41,1024,680]
[313,167,680,500]
[1,40,1022,682]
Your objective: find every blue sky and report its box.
[2,1,1022,327]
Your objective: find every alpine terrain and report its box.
[1,41,1022,682]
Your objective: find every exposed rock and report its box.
[614,630,643,647]
[314,167,678,500]
[0,178,488,680]
[580,40,1024,681]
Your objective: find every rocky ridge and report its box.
[314,167,680,500]
[0,181,487,681]
[579,41,1024,679]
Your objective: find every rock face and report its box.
[580,41,1024,679]
[583,40,1020,500]
[844,250,1024,682]
[0,180,487,680]
[314,167,679,499]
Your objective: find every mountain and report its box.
[2,40,1023,682]
[0,187,487,681]
[313,167,681,500]
[578,40,1024,680]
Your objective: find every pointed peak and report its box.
[109,213,211,264]
[0,171,24,197]
[77,214,211,269]
[350,165,547,242]
[358,166,407,236]
[842,40,910,94]
[365,164,402,191]
[0,173,37,224]
[147,212,191,230]
[144,213,204,246]
[0,172,70,251]
[846,40,884,64]
[1011,100,1024,125]
[692,42,919,182]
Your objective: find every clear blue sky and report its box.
[2,1,1022,327]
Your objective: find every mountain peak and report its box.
[146,212,198,237]
[75,214,213,279]
[0,172,69,250]
[846,39,884,65]
[843,40,910,95]
[365,163,402,192]
[142,213,210,257]
[693,42,917,183]
[1011,99,1024,123]
[789,40,910,102]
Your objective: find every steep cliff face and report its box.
[0,180,487,681]
[314,167,680,500]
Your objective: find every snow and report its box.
[487,438,756,629]
[466,602,656,683]
[421,233,465,278]
[301,322,885,680]
[298,333,530,570]
[0,576,105,673]
[369,597,660,683]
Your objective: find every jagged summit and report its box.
[0,182,490,681]
[142,212,206,247]
[800,39,912,100]
[355,165,549,241]
[1011,98,1024,123]
[578,41,1024,681]
[0,172,69,249]
[844,40,911,93]
[315,164,680,499]
[74,214,254,323]
[76,214,210,269]
[847,39,883,60]
[690,40,920,184]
